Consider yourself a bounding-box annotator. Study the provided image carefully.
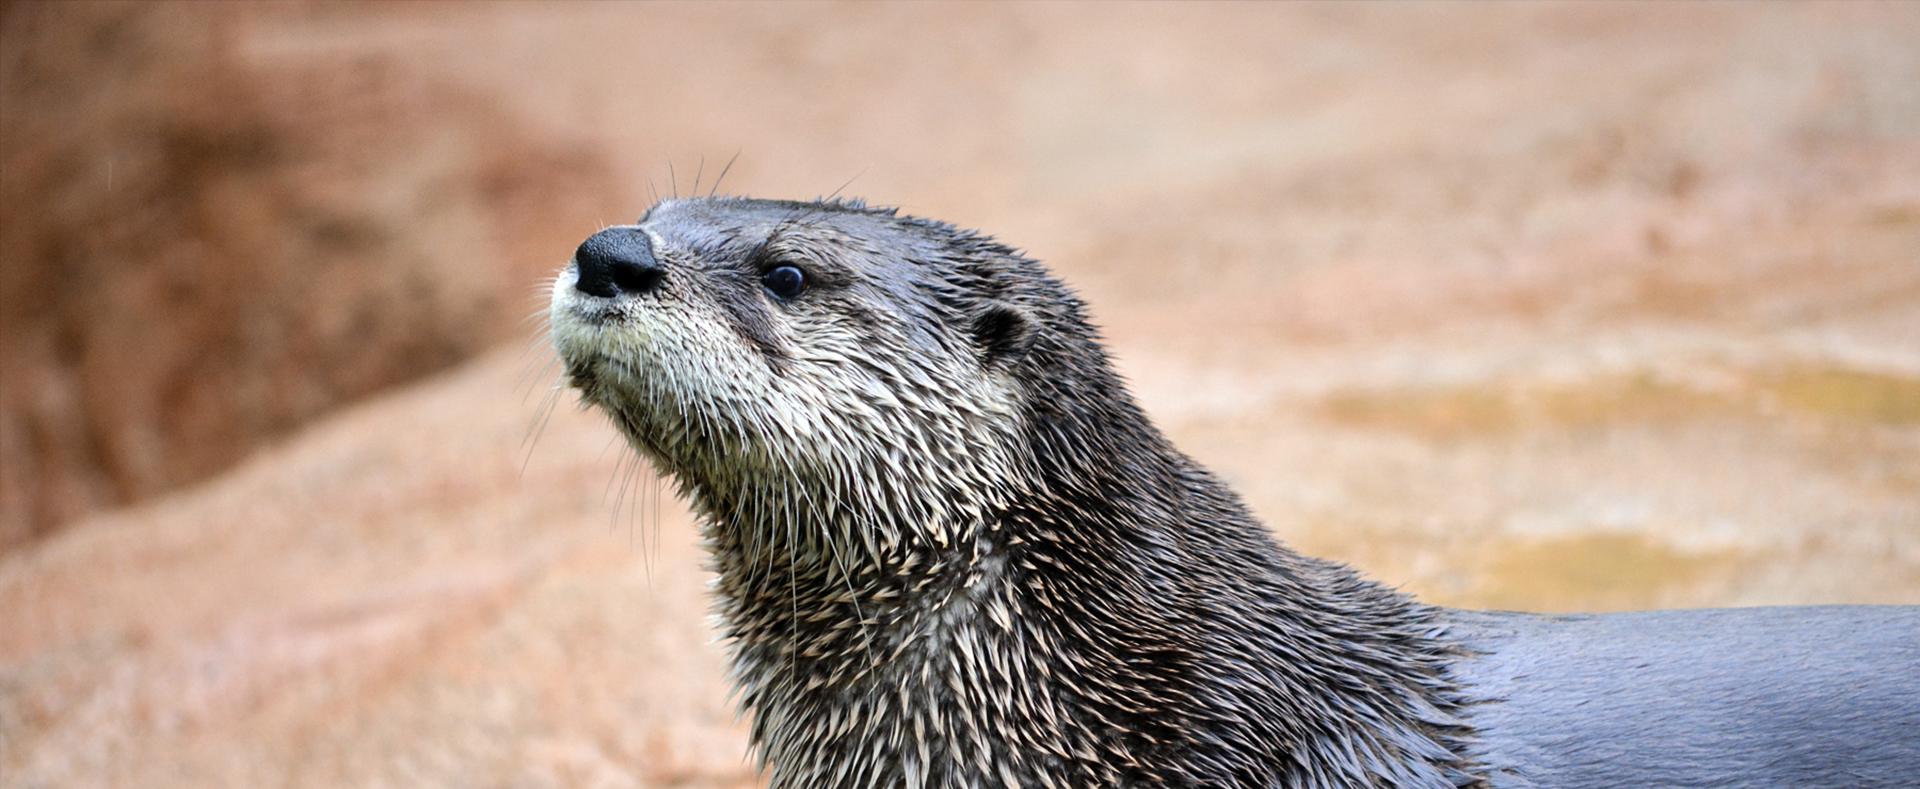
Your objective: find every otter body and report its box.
[1449,606,1918,788]
[550,197,1919,789]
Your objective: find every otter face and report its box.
[550,197,1040,559]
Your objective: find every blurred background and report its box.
[3,2,1916,786]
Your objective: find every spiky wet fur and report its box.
[550,197,1484,788]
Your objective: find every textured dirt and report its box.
[4,3,1918,787]
[0,3,626,546]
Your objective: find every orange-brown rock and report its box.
[0,3,625,549]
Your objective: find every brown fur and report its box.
[550,196,1481,788]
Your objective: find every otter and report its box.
[549,196,1919,789]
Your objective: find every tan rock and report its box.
[1,349,751,788]
[0,3,625,548]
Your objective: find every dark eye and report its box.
[762,265,808,299]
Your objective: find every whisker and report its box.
[520,379,565,477]
[710,150,741,198]
[826,168,868,202]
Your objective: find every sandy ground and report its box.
[4,3,1919,787]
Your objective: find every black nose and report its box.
[573,227,664,298]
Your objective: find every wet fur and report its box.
[550,197,1919,789]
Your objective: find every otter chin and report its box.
[551,196,1918,789]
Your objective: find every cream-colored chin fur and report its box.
[549,266,1029,566]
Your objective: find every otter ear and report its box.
[972,302,1037,369]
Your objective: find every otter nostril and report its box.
[573,228,664,298]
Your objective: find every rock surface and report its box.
[0,3,624,546]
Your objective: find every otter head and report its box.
[550,197,1067,566]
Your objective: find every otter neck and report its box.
[684,369,1477,788]
[696,470,1038,789]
